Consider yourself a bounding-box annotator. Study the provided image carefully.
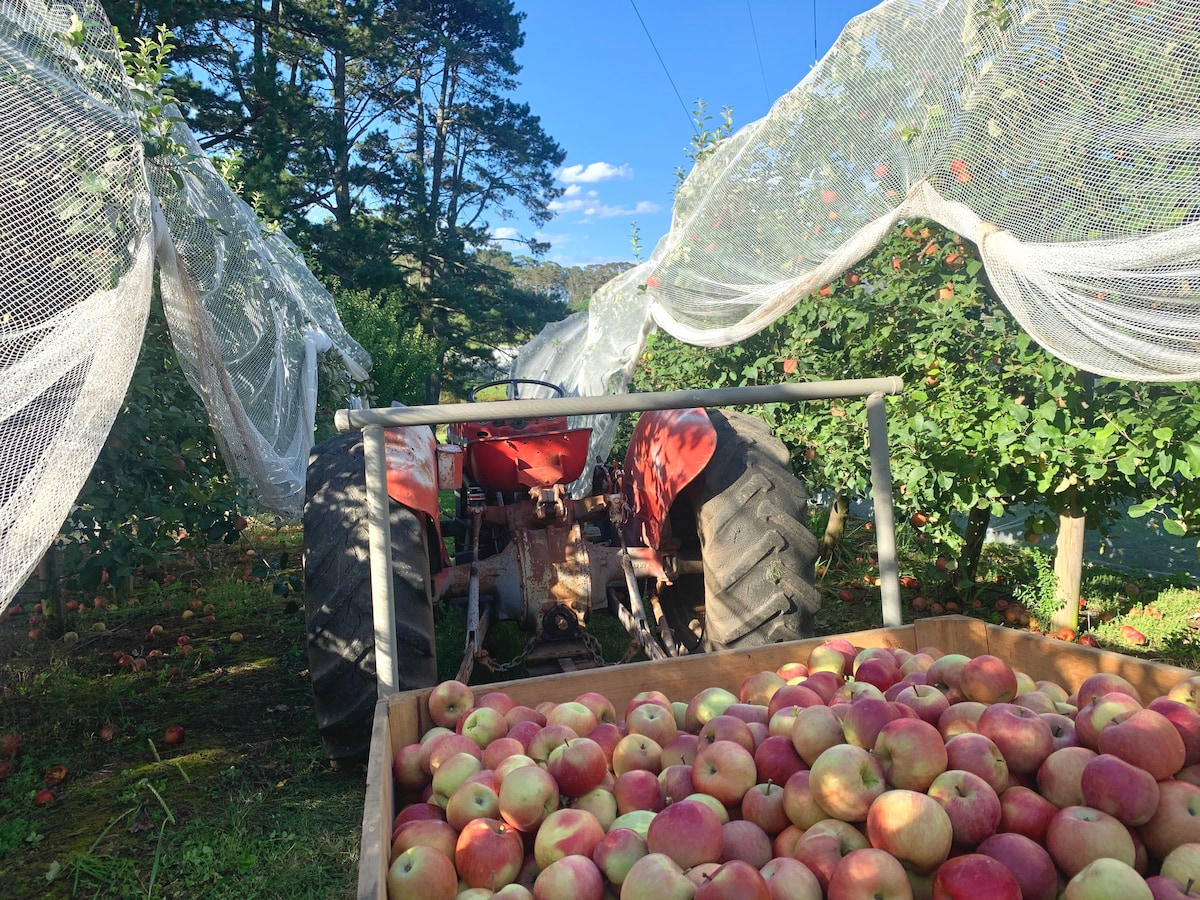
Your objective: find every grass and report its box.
[0,529,362,899]
[2,513,1199,898]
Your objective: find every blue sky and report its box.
[500,0,883,266]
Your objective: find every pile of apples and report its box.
[387,639,1200,900]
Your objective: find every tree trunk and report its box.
[958,506,991,586]
[1052,502,1085,631]
[821,495,850,558]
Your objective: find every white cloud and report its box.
[562,184,582,197]
[549,196,662,219]
[490,226,521,240]
[557,162,632,183]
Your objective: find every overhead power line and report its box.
[629,0,698,135]
[745,0,771,107]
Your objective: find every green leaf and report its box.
[1127,500,1157,518]
[1164,518,1187,537]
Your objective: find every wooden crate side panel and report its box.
[981,625,1196,698]
[911,616,991,658]
[358,698,396,900]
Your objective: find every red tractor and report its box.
[303,379,820,763]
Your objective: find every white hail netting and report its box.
[0,1,368,611]
[519,0,1200,467]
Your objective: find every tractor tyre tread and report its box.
[303,430,437,763]
[694,410,820,650]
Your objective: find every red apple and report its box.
[1148,698,1200,768]
[841,698,902,750]
[533,807,605,869]
[998,784,1058,843]
[828,847,912,900]
[1062,857,1150,899]
[782,769,826,830]
[625,690,672,722]
[932,853,1021,899]
[621,852,697,900]
[959,655,1018,705]
[455,816,523,889]
[650,729,693,764]
[926,653,971,699]
[613,768,665,815]
[545,700,598,737]
[481,736,526,771]
[1046,805,1136,876]
[529,723,580,766]
[766,683,824,721]
[760,857,822,900]
[497,763,559,832]
[647,798,725,868]
[1076,673,1142,707]
[1041,711,1080,750]
[792,833,850,891]
[533,853,604,900]
[428,679,474,729]
[944,732,1009,795]
[592,827,648,888]
[1098,707,1187,780]
[872,717,947,792]
[694,858,771,900]
[657,764,695,806]
[718,819,772,867]
[809,743,886,822]
[460,705,509,749]
[33,788,56,806]
[1141,779,1200,859]
[1160,843,1200,894]
[724,702,770,727]
[790,705,846,765]
[740,781,790,836]
[1074,688,1141,747]
[894,683,950,726]
[391,818,457,868]
[753,734,805,785]
[164,724,185,745]
[1079,753,1160,826]
[685,686,739,733]
[444,781,500,831]
[865,788,953,875]
[740,670,786,705]
[927,769,1002,848]
[546,738,606,798]
[612,733,663,776]
[387,844,457,900]
[573,691,616,725]
[977,703,1054,774]
[1036,746,1098,809]
[977,832,1058,900]
[937,701,988,739]
[505,705,546,729]
[698,714,755,754]
[692,740,758,807]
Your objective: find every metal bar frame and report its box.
[336,378,906,699]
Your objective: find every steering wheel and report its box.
[468,378,567,402]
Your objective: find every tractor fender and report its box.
[622,407,717,549]
[384,425,445,549]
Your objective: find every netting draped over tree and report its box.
[0,1,368,610]
[519,0,1200,464]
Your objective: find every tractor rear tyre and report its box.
[303,430,438,764]
[664,410,821,652]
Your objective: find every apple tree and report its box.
[635,221,1200,629]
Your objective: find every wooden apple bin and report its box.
[357,615,1196,899]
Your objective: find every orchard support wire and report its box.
[336,378,905,697]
